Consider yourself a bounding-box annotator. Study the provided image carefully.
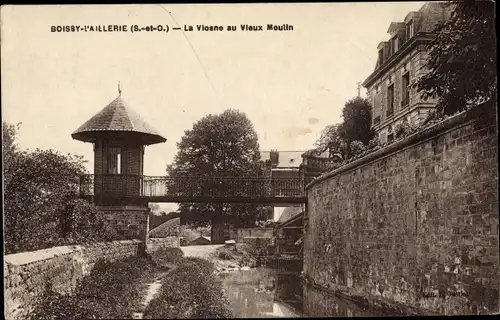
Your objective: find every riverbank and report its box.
[28,248,233,319]
[211,243,258,272]
[29,256,161,319]
[142,256,232,318]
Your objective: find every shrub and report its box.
[30,256,157,320]
[349,140,367,156]
[30,283,94,320]
[215,244,257,267]
[150,247,184,268]
[217,250,233,260]
[3,122,123,254]
[144,257,232,319]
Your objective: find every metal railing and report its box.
[79,174,312,201]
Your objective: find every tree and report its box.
[3,122,119,254]
[148,203,161,215]
[166,109,269,243]
[337,97,375,155]
[413,1,496,115]
[314,124,347,160]
[314,97,374,160]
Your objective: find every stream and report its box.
[219,266,378,318]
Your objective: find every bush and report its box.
[3,122,122,254]
[217,250,233,260]
[150,247,184,268]
[144,257,232,319]
[215,244,257,267]
[30,283,94,320]
[30,256,156,320]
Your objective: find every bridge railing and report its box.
[79,174,312,199]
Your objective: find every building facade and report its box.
[261,150,305,220]
[362,2,451,144]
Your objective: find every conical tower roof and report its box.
[72,94,166,145]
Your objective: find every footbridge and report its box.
[79,174,312,205]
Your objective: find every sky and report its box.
[2,3,425,213]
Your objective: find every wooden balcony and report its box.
[79,174,312,205]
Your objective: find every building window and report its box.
[387,133,394,143]
[402,72,410,108]
[387,84,394,117]
[406,20,414,40]
[106,147,121,174]
[398,36,405,49]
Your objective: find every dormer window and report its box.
[406,20,414,40]
[378,49,384,65]
[391,36,398,54]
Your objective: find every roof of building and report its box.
[149,217,180,238]
[276,208,304,230]
[363,2,451,87]
[72,95,166,145]
[260,151,305,168]
[190,236,212,243]
[278,206,302,224]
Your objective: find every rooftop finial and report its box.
[118,81,122,96]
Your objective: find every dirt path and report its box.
[131,270,170,319]
[181,244,225,259]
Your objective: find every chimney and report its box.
[270,149,279,167]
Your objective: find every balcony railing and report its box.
[79,174,312,203]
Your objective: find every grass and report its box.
[143,256,233,319]
[30,255,158,319]
[29,248,232,319]
[29,248,185,320]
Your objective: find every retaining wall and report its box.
[304,104,499,315]
[4,236,178,320]
[147,236,180,252]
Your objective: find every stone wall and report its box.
[147,236,180,252]
[304,104,499,315]
[243,237,272,256]
[98,205,150,240]
[229,228,274,242]
[4,240,142,320]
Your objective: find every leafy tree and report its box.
[413,0,496,115]
[3,122,120,254]
[148,203,162,214]
[166,109,269,243]
[314,124,348,160]
[314,97,374,160]
[337,97,375,153]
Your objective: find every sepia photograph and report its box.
[1,1,498,318]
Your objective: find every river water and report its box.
[219,266,379,318]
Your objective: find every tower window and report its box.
[107,147,122,174]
